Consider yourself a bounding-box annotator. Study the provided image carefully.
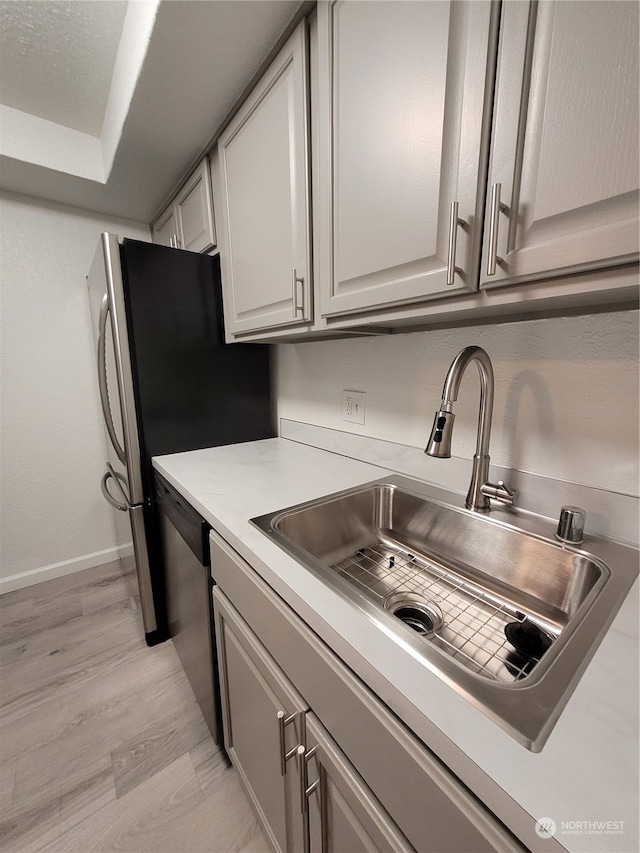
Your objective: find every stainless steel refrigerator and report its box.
[87,233,274,645]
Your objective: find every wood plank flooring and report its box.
[0,560,270,853]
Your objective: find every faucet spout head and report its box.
[425,409,455,458]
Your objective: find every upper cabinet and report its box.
[152,159,216,253]
[208,1,638,342]
[317,0,495,319]
[153,205,178,249]
[214,22,312,337]
[481,0,639,289]
[175,160,216,253]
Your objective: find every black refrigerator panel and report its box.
[120,239,275,501]
[115,238,274,644]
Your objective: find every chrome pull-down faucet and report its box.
[425,346,515,512]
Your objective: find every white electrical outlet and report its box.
[342,390,366,424]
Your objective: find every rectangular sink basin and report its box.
[252,475,638,750]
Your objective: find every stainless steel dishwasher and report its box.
[155,473,222,744]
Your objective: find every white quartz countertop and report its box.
[153,438,639,853]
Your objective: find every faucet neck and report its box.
[467,454,492,512]
[427,346,515,512]
[441,345,494,460]
[441,346,494,511]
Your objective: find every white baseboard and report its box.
[0,543,134,595]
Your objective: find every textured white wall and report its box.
[0,191,150,582]
[276,311,639,496]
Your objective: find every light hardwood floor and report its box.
[0,560,271,853]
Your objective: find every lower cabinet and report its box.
[302,713,414,853]
[214,588,306,853]
[214,587,412,852]
[211,530,525,853]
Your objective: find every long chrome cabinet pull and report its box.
[486,183,506,276]
[297,745,319,853]
[292,269,305,317]
[446,201,467,286]
[277,711,298,777]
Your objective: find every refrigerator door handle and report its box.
[98,294,127,465]
[101,468,128,511]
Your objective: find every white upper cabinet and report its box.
[152,158,216,253]
[317,0,494,319]
[153,205,178,248]
[481,0,640,288]
[215,22,311,337]
[175,159,216,253]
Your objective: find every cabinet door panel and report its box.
[214,588,307,853]
[176,160,216,253]
[217,22,311,334]
[304,714,413,853]
[153,206,177,247]
[481,0,639,288]
[318,0,493,317]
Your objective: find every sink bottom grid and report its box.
[331,539,558,683]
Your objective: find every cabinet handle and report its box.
[446,201,467,286]
[292,269,305,318]
[297,745,320,853]
[297,745,307,815]
[486,183,506,276]
[277,711,298,777]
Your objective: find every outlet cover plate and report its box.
[342,390,365,424]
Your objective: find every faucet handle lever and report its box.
[480,480,517,506]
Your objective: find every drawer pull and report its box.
[277,710,298,777]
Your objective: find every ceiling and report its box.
[0,0,128,136]
[0,0,303,222]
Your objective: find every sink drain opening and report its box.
[393,605,437,635]
[383,592,444,638]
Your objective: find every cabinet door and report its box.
[153,205,178,247]
[216,21,312,335]
[214,587,307,853]
[302,713,414,853]
[175,159,216,253]
[481,0,639,288]
[317,0,495,319]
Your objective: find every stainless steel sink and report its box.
[252,475,638,750]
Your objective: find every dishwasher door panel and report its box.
[161,515,221,743]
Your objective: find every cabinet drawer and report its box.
[210,530,523,853]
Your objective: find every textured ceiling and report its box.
[0,0,304,220]
[0,0,127,136]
